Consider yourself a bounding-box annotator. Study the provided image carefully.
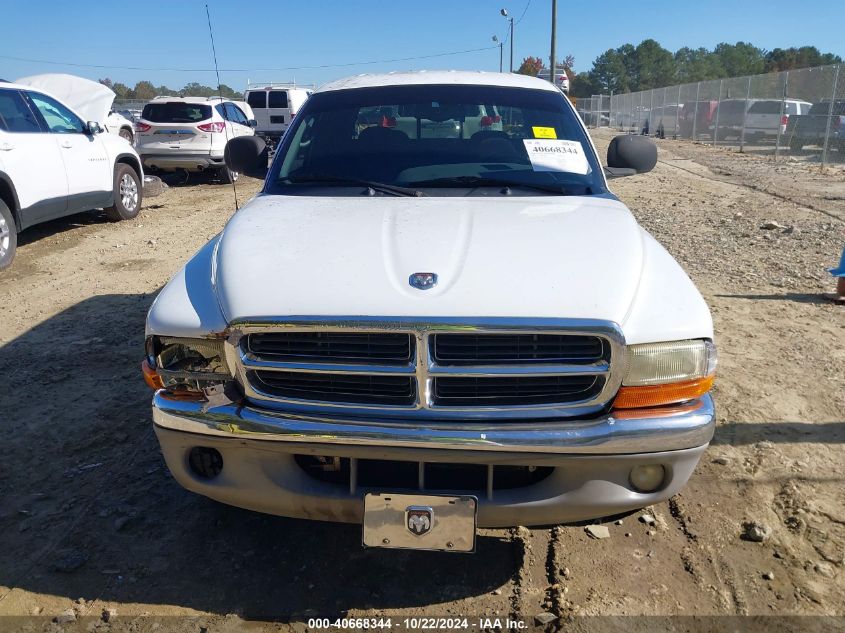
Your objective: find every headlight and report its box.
[623,339,717,386]
[613,339,716,409]
[143,336,230,391]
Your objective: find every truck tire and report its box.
[217,166,239,184]
[0,199,17,270]
[119,127,134,145]
[104,163,143,221]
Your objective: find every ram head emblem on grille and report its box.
[409,272,438,290]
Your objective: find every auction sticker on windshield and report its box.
[523,139,590,175]
[532,126,557,139]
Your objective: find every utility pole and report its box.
[549,0,557,87]
[493,35,503,73]
[509,17,514,73]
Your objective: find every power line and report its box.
[0,45,498,74]
[515,0,532,25]
[500,1,530,47]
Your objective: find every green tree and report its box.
[179,82,216,97]
[765,46,843,72]
[569,71,600,98]
[132,80,157,100]
[217,84,241,99]
[111,82,130,99]
[633,39,675,90]
[587,47,631,93]
[713,42,765,77]
[674,47,724,83]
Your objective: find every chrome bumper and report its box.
[152,392,714,455]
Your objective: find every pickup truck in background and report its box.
[744,99,812,142]
[784,99,845,152]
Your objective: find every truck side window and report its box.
[27,92,85,134]
[0,89,42,133]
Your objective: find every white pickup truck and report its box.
[144,71,716,553]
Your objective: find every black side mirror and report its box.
[605,135,657,178]
[224,136,269,178]
[248,119,258,128]
[86,121,103,135]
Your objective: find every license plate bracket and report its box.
[362,493,477,553]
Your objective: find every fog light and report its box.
[188,447,223,479]
[629,464,666,492]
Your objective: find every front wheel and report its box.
[0,200,17,270]
[217,166,239,184]
[104,164,143,221]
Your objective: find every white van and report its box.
[244,83,313,141]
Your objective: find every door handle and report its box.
[60,140,73,149]
[0,142,13,151]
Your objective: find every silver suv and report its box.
[135,97,256,183]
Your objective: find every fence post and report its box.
[648,89,654,135]
[775,70,788,161]
[739,75,752,152]
[712,78,724,147]
[821,64,841,168]
[675,84,682,139]
[692,82,701,140]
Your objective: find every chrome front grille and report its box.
[250,370,417,406]
[432,333,607,365]
[432,375,604,407]
[229,317,625,420]
[247,332,413,364]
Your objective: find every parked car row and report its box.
[619,98,833,148]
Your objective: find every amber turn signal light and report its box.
[612,376,714,410]
[142,359,164,390]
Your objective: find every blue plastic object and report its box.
[829,245,845,277]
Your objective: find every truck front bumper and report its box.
[152,392,715,527]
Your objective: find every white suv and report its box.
[0,81,144,269]
[135,97,256,184]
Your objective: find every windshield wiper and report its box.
[281,175,424,197]
[404,176,570,195]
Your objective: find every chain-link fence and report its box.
[576,95,610,128]
[581,63,845,167]
[112,100,149,121]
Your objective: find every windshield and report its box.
[267,84,605,196]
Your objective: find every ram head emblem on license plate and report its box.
[409,272,438,290]
[406,505,433,536]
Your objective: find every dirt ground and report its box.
[0,131,843,632]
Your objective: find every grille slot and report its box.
[294,456,554,495]
[247,332,413,364]
[433,333,606,365]
[433,375,604,407]
[251,370,416,406]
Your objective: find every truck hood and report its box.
[16,73,115,124]
[214,194,647,325]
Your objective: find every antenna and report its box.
[205,4,239,211]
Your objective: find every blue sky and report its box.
[1,0,842,91]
